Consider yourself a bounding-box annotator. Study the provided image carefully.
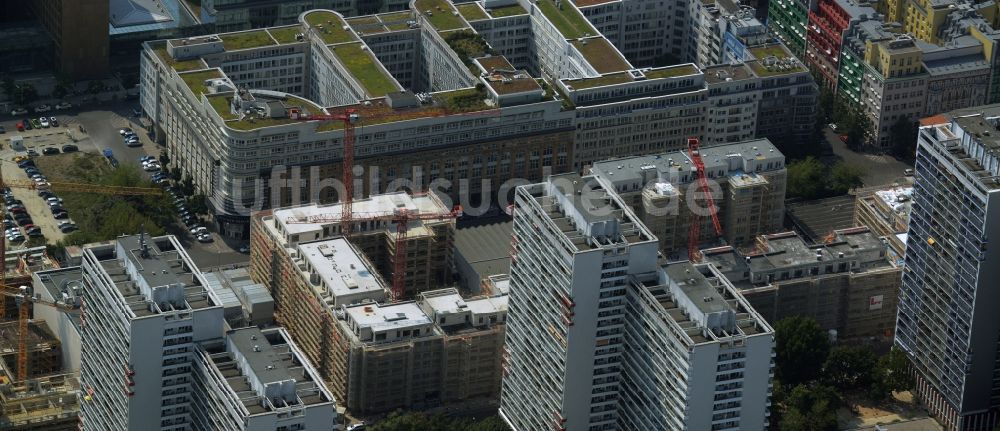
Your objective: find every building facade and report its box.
[499,173,774,431]
[896,107,1000,431]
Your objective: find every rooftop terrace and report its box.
[571,38,631,74]
[303,10,359,44]
[535,0,596,39]
[415,0,470,31]
[330,42,401,97]
[316,87,493,131]
[748,44,807,76]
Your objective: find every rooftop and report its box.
[748,44,807,76]
[642,64,700,79]
[785,195,858,242]
[379,11,417,31]
[268,25,305,44]
[303,10,359,44]
[456,3,489,21]
[563,72,633,90]
[703,63,754,84]
[330,42,401,97]
[486,3,528,17]
[178,68,225,97]
[535,0,596,39]
[346,15,389,34]
[152,43,206,72]
[923,54,990,76]
[345,301,432,333]
[571,38,631,74]
[271,191,451,238]
[316,87,493,131]
[414,0,470,31]
[219,29,277,50]
[454,221,513,278]
[297,238,386,302]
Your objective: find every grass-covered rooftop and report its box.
[179,69,225,96]
[415,0,469,31]
[380,12,416,31]
[748,45,806,76]
[571,38,630,74]
[317,88,492,131]
[219,30,276,50]
[304,10,359,44]
[535,0,595,39]
[268,26,304,44]
[152,44,206,72]
[487,3,528,17]
[331,43,400,97]
[643,64,699,79]
[563,72,633,89]
[457,3,489,21]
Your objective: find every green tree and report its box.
[786,157,827,200]
[181,176,195,195]
[187,194,209,215]
[775,316,831,387]
[13,83,38,106]
[1,75,14,97]
[52,84,68,100]
[369,412,510,431]
[889,117,918,161]
[780,384,840,431]
[170,167,182,181]
[823,345,877,390]
[87,80,104,95]
[828,161,865,195]
[877,347,914,393]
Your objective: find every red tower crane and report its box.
[286,204,462,300]
[290,108,359,235]
[686,137,723,262]
[0,286,80,382]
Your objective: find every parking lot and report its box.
[1,103,249,266]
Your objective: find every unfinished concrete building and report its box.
[589,139,787,257]
[855,185,912,261]
[0,373,80,431]
[0,321,62,380]
[251,191,455,301]
[334,288,507,414]
[703,227,901,340]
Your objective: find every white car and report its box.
[34,105,51,113]
[10,108,27,116]
[119,128,133,136]
[190,226,208,235]
[55,102,72,110]
[143,164,161,172]
[197,234,214,243]
[39,117,50,128]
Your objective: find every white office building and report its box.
[499,173,774,431]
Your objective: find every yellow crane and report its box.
[0,159,163,382]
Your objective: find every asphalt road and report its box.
[820,128,914,188]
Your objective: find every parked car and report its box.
[34,104,51,113]
[30,118,40,129]
[49,117,58,127]
[26,228,42,238]
[26,149,38,157]
[140,155,156,163]
[904,168,914,176]
[15,122,24,132]
[7,234,25,243]
[238,245,250,253]
[8,207,26,214]
[103,148,113,157]
[61,144,78,153]
[42,147,59,155]
[119,128,133,136]
[53,212,69,220]
[126,138,141,148]
[39,117,49,128]
[10,108,27,116]
[54,102,72,110]
[0,125,5,133]
[196,233,213,243]
[16,218,33,227]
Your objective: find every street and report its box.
[1,101,249,268]
[820,128,914,188]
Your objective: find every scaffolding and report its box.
[0,321,61,379]
[0,372,80,431]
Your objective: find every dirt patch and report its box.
[838,391,929,429]
[33,152,110,182]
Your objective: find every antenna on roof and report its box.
[139,224,150,259]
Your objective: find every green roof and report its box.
[347,16,389,35]
[223,95,324,130]
[487,3,528,17]
[571,38,630,74]
[152,44,205,72]
[303,10,359,44]
[207,94,237,120]
[457,3,489,21]
[414,0,469,31]
[317,88,492,131]
[750,44,791,60]
[219,30,276,50]
[179,69,225,97]
[748,45,806,76]
[268,26,304,44]
[643,64,699,79]
[379,12,416,31]
[564,72,633,89]
[331,43,399,97]
[535,0,595,39]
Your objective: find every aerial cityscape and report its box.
[0,0,999,429]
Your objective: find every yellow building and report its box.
[864,36,924,78]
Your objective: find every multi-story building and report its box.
[576,0,683,67]
[704,227,901,341]
[859,35,928,148]
[768,0,810,57]
[141,3,816,238]
[805,0,876,89]
[499,173,774,431]
[332,287,507,413]
[896,106,1000,431]
[77,234,340,431]
[854,185,912,258]
[689,0,769,67]
[590,139,787,255]
[25,0,109,79]
[250,191,454,300]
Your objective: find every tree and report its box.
[87,80,104,96]
[181,176,195,196]
[369,412,510,431]
[187,194,209,215]
[889,117,918,161]
[780,384,840,431]
[786,157,827,200]
[828,161,865,195]
[876,347,914,393]
[170,167,182,181]
[775,316,831,387]
[52,84,68,100]
[823,345,877,390]
[13,83,38,106]
[159,150,171,167]
[0,75,14,97]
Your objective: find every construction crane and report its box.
[686,137,723,262]
[290,108,359,235]
[286,204,463,300]
[0,160,161,382]
[0,286,79,382]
